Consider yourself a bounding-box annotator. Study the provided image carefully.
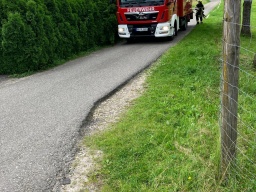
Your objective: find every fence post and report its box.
[221,0,241,182]
[253,54,256,69]
[241,0,252,36]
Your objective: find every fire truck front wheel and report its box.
[174,22,178,36]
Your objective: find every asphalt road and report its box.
[0,1,220,191]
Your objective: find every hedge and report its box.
[0,0,117,74]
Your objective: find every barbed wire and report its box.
[222,41,256,55]
[222,21,256,30]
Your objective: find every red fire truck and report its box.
[113,0,193,40]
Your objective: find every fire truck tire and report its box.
[181,18,187,31]
[174,21,178,36]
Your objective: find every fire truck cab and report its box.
[113,0,193,40]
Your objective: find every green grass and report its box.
[84,1,256,191]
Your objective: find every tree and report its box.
[241,0,252,36]
[2,12,31,74]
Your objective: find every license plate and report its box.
[136,28,148,32]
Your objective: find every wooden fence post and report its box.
[253,54,256,69]
[221,0,241,182]
[241,0,252,36]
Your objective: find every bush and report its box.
[2,12,30,74]
[0,0,117,74]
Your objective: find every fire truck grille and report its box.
[128,24,157,37]
[125,12,158,21]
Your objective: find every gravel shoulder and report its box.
[61,72,147,192]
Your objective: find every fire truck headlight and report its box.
[118,27,125,33]
[160,26,169,31]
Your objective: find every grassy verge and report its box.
[84,1,256,191]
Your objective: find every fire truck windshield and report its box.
[119,0,165,7]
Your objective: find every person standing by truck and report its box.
[195,0,204,24]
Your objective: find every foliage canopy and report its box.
[0,0,117,74]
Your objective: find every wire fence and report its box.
[220,2,256,188]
